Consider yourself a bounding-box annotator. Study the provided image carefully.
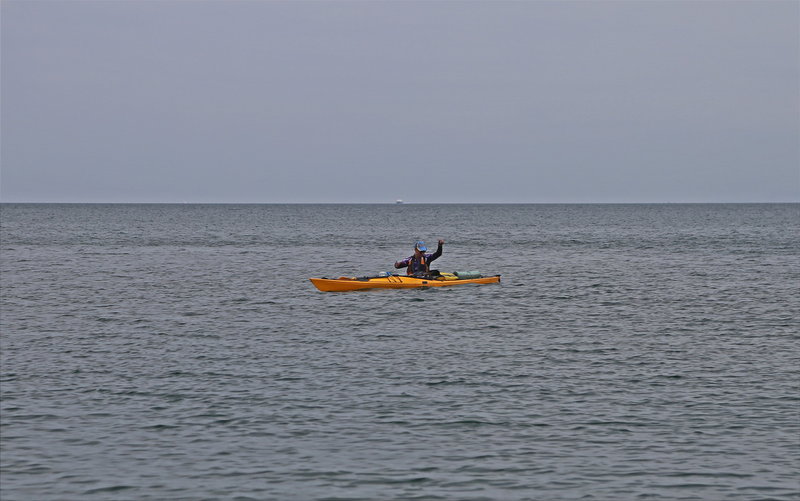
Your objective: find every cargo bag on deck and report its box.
[453,270,481,279]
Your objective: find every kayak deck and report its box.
[309,274,501,292]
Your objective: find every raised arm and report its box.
[428,239,444,261]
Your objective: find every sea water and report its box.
[1,203,798,500]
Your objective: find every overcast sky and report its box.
[1,0,798,203]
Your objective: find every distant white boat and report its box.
[396,199,403,204]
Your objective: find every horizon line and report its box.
[2,200,798,205]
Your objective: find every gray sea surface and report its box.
[1,203,798,501]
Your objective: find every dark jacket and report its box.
[395,243,443,275]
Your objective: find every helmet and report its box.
[414,240,427,252]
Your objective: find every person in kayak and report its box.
[394,239,444,276]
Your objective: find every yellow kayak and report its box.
[309,274,501,292]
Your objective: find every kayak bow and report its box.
[309,274,501,292]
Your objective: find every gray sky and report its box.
[1,0,798,203]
